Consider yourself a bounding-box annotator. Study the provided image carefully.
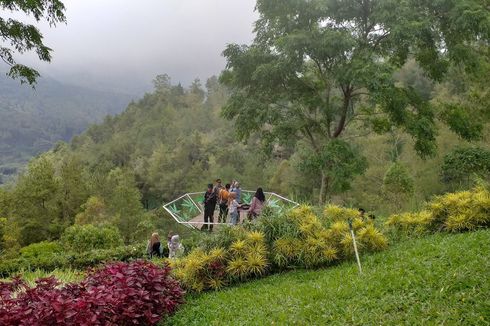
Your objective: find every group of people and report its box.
[146,231,184,259]
[202,179,266,231]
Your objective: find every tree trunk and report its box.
[318,171,328,205]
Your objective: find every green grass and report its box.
[1,268,84,286]
[166,229,490,325]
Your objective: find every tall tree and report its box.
[0,0,66,85]
[220,0,489,203]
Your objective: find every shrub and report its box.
[440,147,490,185]
[260,205,386,266]
[323,204,359,222]
[61,224,124,251]
[0,261,184,325]
[171,230,268,292]
[0,244,146,277]
[173,204,388,293]
[385,211,434,235]
[65,243,147,270]
[19,241,62,258]
[385,185,490,233]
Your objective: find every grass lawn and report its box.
[166,229,490,325]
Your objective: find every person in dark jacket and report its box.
[202,183,217,231]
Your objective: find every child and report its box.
[228,192,240,225]
[168,234,185,259]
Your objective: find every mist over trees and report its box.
[0,0,488,259]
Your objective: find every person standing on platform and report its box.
[228,192,240,225]
[248,187,266,220]
[231,181,242,204]
[202,183,217,231]
[218,183,231,223]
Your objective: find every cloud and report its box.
[10,0,257,94]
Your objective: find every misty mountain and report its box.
[0,74,133,183]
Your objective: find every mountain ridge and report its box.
[0,74,133,183]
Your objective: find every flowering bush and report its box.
[0,260,184,325]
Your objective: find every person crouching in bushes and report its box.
[228,192,240,225]
[146,232,163,258]
[247,187,266,221]
[168,234,185,259]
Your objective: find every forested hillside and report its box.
[1,56,488,253]
[0,74,132,183]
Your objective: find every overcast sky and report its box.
[11,0,257,95]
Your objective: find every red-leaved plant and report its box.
[0,260,184,325]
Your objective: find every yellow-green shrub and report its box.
[357,225,389,251]
[271,205,386,266]
[444,186,490,232]
[385,211,434,234]
[171,230,268,292]
[323,205,359,222]
[174,205,388,292]
[386,185,490,233]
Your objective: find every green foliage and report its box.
[383,162,414,195]
[0,0,66,85]
[220,0,489,202]
[382,162,415,211]
[19,241,62,259]
[0,76,130,185]
[11,155,62,245]
[105,168,144,243]
[385,211,434,235]
[0,243,146,278]
[299,140,368,194]
[2,268,84,286]
[439,104,483,141]
[0,217,5,251]
[386,185,490,233]
[75,196,109,225]
[61,224,123,252]
[168,230,490,325]
[266,205,388,266]
[440,147,490,185]
[170,229,268,292]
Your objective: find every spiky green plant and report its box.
[226,257,248,278]
[357,225,388,251]
[323,205,359,222]
[245,251,268,276]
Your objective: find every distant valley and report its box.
[0,74,133,184]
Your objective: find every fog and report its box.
[13,0,257,95]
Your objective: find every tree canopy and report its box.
[0,0,66,85]
[220,0,489,203]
